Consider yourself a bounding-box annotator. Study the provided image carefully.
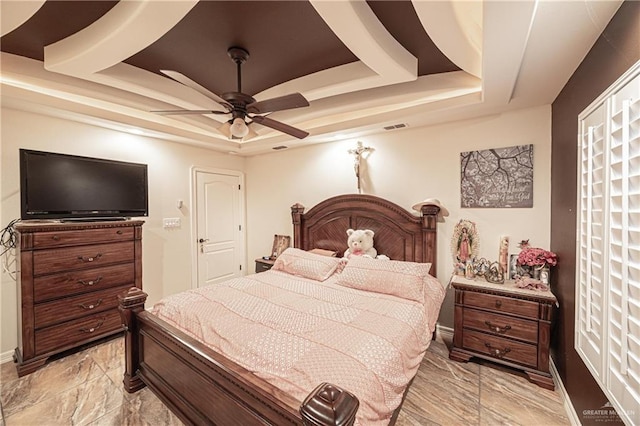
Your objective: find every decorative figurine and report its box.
[499,236,509,276]
[451,219,479,272]
[465,260,475,279]
[485,261,505,284]
[473,258,490,277]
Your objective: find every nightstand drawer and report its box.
[463,308,538,344]
[464,291,539,318]
[463,329,538,368]
[255,258,275,273]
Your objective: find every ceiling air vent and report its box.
[383,123,408,131]
[272,145,288,150]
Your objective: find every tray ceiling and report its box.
[0,1,623,155]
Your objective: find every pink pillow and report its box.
[272,248,341,281]
[336,256,432,303]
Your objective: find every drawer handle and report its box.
[78,299,103,310]
[52,235,60,241]
[484,343,511,358]
[495,300,502,308]
[79,318,105,334]
[484,321,512,334]
[116,230,123,235]
[77,254,103,263]
[77,276,103,286]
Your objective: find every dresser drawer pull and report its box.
[495,300,502,308]
[79,318,105,334]
[78,299,103,310]
[77,253,103,263]
[116,230,123,234]
[484,321,512,334]
[484,343,511,358]
[52,235,60,241]
[77,276,103,286]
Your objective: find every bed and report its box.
[119,194,444,425]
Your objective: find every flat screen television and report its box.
[20,149,149,220]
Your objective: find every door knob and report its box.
[198,238,209,243]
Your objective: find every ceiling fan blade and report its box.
[251,115,309,139]
[151,109,229,116]
[160,70,232,110]
[247,93,309,114]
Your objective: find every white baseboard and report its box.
[436,323,454,341]
[550,356,580,425]
[1,350,14,365]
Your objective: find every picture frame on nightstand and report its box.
[270,234,291,259]
[508,254,519,279]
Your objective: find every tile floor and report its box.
[0,334,569,425]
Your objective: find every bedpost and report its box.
[118,287,148,393]
[300,382,359,426]
[420,205,440,277]
[291,203,305,249]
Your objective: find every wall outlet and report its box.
[163,217,181,229]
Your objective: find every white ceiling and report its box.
[0,0,622,156]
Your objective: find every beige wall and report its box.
[245,105,552,327]
[0,104,552,357]
[0,108,245,357]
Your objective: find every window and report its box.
[576,61,639,425]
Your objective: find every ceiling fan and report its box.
[154,47,310,140]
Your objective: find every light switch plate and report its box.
[163,217,181,228]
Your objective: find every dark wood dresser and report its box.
[449,275,557,390]
[13,220,143,376]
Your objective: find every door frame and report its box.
[189,166,246,289]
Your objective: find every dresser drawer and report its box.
[463,291,539,318]
[462,329,538,368]
[33,242,134,275]
[34,284,132,329]
[463,308,538,344]
[33,263,135,303]
[35,310,122,355]
[32,227,133,249]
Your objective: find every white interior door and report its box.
[195,170,244,287]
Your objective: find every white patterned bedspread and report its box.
[151,270,445,425]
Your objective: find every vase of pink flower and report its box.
[517,243,558,284]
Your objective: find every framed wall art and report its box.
[460,144,533,208]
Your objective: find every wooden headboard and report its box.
[291,194,440,277]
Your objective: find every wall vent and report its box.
[383,123,408,131]
[272,145,288,150]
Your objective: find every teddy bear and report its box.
[343,229,378,259]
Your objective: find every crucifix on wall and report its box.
[348,141,373,194]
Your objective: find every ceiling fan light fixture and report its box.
[230,117,249,138]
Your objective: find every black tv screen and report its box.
[20,149,148,220]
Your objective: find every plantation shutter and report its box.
[577,102,607,380]
[576,61,640,426]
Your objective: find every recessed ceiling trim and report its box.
[44,0,197,76]
[481,1,537,104]
[412,0,482,78]
[0,0,45,37]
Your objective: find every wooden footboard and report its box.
[118,287,359,426]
